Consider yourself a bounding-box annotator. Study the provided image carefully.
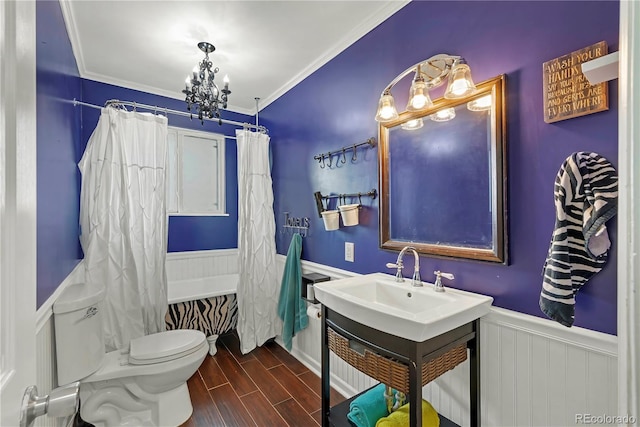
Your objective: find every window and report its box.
[167,127,226,215]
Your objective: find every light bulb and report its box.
[444,59,477,99]
[380,106,395,120]
[375,93,399,122]
[223,75,230,84]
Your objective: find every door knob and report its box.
[19,382,80,427]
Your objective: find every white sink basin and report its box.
[313,273,493,342]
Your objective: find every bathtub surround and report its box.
[79,108,169,351]
[540,152,618,327]
[236,129,281,354]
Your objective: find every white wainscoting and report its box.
[35,261,84,427]
[277,255,619,427]
[165,249,238,282]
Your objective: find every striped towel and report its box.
[540,152,618,327]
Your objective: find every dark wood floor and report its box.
[181,331,346,427]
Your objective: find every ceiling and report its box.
[60,1,409,115]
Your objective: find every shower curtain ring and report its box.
[351,145,358,162]
[341,149,346,164]
[328,152,333,168]
[358,194,362,205]
[319,155,326,169]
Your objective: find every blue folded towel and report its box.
[347,383,389,427]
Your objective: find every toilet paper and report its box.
[306,305,321,319]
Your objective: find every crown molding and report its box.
[234,0,410,112]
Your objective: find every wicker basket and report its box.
[327,327,467,394]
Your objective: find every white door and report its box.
[0,1,38,426]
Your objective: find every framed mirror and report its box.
[378,75,507,263]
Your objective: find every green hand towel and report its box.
[375,400,440,427]
[347,383,389,427]
[277,233,308,351]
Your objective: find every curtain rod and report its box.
[70,98,268,134]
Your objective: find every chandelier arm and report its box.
[380,54,461,96]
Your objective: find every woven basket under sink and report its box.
[327,327,467,394]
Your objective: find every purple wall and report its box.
[260,1,619,334]
[36,0,83,307]
[79,80,253,252]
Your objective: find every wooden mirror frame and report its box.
[378,75,508,263]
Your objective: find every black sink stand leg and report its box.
[470,319,481,427]
[321,305,330,427]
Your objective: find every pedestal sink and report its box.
[313,272,493,342]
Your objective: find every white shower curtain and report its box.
[236,129,281,354]
[79,108,169,351]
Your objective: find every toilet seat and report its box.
[129,330,206,365]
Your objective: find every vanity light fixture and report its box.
[182,42,231,124]
[429,107,456,122]
[374,54,477,123]
[466,94,493,112]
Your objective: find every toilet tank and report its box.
[53,283,106,385]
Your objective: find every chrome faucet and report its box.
[386,246,422,287]
[433,270,455,292]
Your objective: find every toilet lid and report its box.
[129,330,205,365]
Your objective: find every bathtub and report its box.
[165,274,239,355]
[167,274,238,304]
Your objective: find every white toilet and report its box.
[53,283,208,427]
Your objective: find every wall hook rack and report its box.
[313,137,376,168]
[313,189,377,218]
[282,212,310,237]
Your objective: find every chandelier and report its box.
[182,42,231,124]
[374,54,477,123]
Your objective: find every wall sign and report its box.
[543,41,608,123]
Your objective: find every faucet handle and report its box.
[386,262,404,282]
[435,271,454,280]
[433,271,454,292]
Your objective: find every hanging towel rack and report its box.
[313,189,377,217]
[282,212,310,237]
[313,137,376,168]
